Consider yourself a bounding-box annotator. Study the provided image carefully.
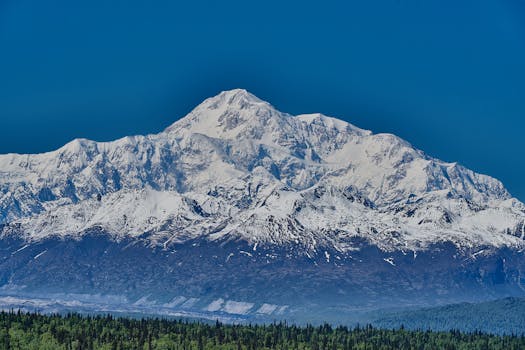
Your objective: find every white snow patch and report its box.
[256,303,279,314]
[205,298,224,312]
[163,296,186,308]
[34,250,47,260]
[133,296,155,306]
[383,257,396,266]
[222,300,254,315]
[180,298,199,309]
[13,245,29,254]
[472,250,485,259]
[276,305,289,315]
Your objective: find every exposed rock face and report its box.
[0,89,524,321]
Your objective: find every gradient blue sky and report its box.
[1,0,524,200]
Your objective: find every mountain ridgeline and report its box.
[0,89,524,323]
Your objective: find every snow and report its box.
[13,244,29,254]
[205,298,224,312]
[163,296,187,308]
[33,250,47,260]
[256,303,279,314]
[383,257,396,266]
[133,296,154,306]
[180,298,199,309]
[276,306,289,315]
[222,300,254,315]
[0,295,247,323]
[0,89,523,253]
[472,250,485,259]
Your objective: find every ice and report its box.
[0,88,522,254]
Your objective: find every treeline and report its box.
[371,297,525,335]
[0,310,524,350]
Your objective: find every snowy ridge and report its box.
[1,89,524,251]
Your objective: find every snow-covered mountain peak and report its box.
[57,138,100,157]
[165,89,288,140]
[208,88,265,107]
[0,89,524,251]
[295,113,371,137]
[188,88,271,116]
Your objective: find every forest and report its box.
[370,297,525,335]
[0,310,524,350]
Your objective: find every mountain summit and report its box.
[1,89,522,249]
[0,90,524,320]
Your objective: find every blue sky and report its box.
[1,0,524,200]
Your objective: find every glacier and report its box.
[0,88,524,321]
[0,88,523,251]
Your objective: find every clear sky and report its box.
[1,0,524,200]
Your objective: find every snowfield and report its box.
[0,89,524,253]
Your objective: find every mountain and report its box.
[1,89,524,322]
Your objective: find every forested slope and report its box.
[1,311,524,350]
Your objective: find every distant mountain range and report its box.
[1,89,524,323]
